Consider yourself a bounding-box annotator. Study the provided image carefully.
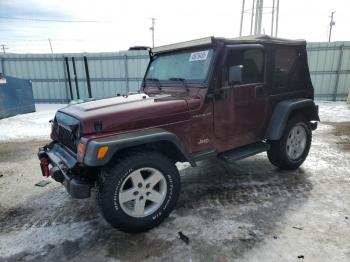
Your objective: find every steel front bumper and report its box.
[38,143,91,199]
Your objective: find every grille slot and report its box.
[58,125,77,152]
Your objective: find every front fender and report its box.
[83,128,193,167]
[266,99,320,141]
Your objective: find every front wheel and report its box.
[267,116,312,170]
[97,151,180,233]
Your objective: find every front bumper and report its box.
[38,143,91,199]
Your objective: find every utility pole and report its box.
[328,11,335,42]
[239,0,246,36]
[150,18,155,48]
[1,44,8,54]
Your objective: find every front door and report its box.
[213,45,268,149]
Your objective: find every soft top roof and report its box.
[152,35,306,54]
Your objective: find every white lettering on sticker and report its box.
[189,50,209,62]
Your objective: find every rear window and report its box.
[273,48,298,88]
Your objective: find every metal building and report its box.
[0,41,349,103]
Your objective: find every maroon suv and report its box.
[38,35,319,232]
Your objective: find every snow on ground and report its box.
[0,104,66,142]
[316,101,350,122]
[0,102,349,142]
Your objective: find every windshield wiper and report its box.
[168,77,189,92]
[145,78,162,91]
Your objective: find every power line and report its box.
[2,38,85,42]
[0,15,108,23]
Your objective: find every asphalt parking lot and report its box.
[0,103,349,262]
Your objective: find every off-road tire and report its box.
[97,150,181,233]
[267,115,312,170]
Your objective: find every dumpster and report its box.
[0,75,35,119]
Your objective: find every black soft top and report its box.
[152,35,306,54]
[217,35,306,46]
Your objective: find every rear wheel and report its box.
[267,116,312,170]
[97,151,180,233]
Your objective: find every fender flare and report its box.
[83,128,194,167]
[266,98,320,141]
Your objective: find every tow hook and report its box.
[40,157,51,177]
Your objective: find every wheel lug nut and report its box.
[139,196,144,200]
[138,183,142,188]
[146,183,151,189]
[133,191,139,196]
[146,192,151,196]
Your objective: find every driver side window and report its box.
[223,48,264,86]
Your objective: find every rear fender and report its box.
[266,99,320,141]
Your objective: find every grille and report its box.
[58,125,77,152]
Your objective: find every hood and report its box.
[58,93,199,135]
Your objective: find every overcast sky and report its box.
[0,0,349,53]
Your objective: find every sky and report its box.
[0,0,349,53]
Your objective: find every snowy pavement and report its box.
[317,101,350,122]
[0,101,349,142]
[0,114,349,261]
[0,101,349,261]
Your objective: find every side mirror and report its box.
[228,65,243,85]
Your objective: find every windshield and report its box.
[146,49,214,82]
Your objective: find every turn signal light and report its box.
[77,142,86,162]
[97,146,109,159]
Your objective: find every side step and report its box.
[219,142,270,162]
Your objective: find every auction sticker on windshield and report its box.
[189,50,209,62]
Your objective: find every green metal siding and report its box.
[307,41,350,100]
[0,41,349,103]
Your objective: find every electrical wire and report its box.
[0,16,108,23]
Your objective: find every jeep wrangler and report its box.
[38,35,319,232]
